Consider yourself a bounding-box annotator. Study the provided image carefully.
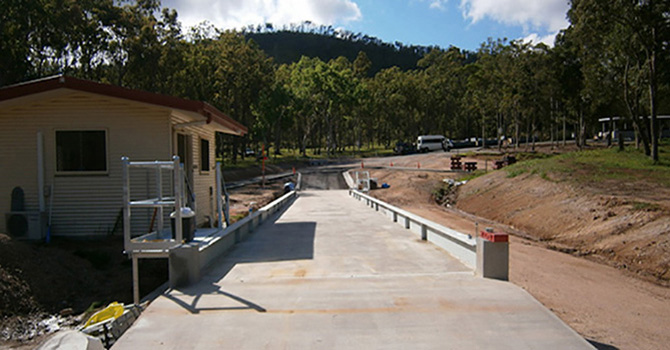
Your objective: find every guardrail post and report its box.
[421,224,427,240]
[476,230,509,281]
[393,212,398,222]
[375,203,379,211]
[405,217,410,229]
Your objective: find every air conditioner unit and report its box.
[5,211,47,240]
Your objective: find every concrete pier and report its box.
[113,190,593,349]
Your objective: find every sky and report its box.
[160,0,571,51]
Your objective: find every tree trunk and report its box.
[580,108,586,149]
[623,59,651,155]
[301,132,308,157]
[525,119,531,152]
[515,112,520,149]
[497,112,502,151]
[531,118,536,152]
[274,112,283,155]
[648,41,659,162]
[481,114,486,149]
[618,118,625,152]
[562,109,567,147]
[550,99,555,149]
[232,138,239,163]
[606,117,613,147]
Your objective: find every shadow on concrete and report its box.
[587,339,619,350]
[164,285,267,314]
[226,221,316,263]
[166,212,316,314]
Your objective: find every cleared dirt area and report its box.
[361,147,670,350]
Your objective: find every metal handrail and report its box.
[349,189,475,249]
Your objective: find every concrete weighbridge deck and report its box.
[113,190,593,349]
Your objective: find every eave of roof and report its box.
[0,75,247,136]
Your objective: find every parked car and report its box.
[393,141,416,155]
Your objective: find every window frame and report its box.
[54,129,109,176]
[199,137,211,174]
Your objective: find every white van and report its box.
[417,135,452,152]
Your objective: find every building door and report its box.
[176,133,195,209]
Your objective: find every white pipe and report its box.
[174,156,183,243]
[37,131,45,212]
[215,162,223,229]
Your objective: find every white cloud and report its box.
[459,0,569,32]
[161,0,362,31]
[428,0,449,10]
[522,32,558,47]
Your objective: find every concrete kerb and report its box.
[348,189,509,280]
[198,190,298,270]
[168,190,298,288]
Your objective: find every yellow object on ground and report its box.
[84,302,124,328]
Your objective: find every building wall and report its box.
[0,90,172,237]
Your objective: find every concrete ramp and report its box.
[300,170,348,190]
[113,190,593,349]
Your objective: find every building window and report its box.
[56,130,107,172]
[200,138,210,172]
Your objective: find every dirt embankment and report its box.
[456,170,670,285]
[360,148,670,349]
[0,234,168,345]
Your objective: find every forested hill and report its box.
[245,31,430,74]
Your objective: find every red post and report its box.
[480,230,509,242]
[361,161,364,168]
[417,162,420,169]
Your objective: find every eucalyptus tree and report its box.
[353,51,372,78]
[211,31,274,160]
[368,67,412,146]
[552,28,587,148]
[568,0,670,161]
[417,47,470,140]
[253,71,292,156]
[284,56,357,156]
[0,0,124,85]
[466,39,507,148]
[350,51,373,150]
[522,43,557,151]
